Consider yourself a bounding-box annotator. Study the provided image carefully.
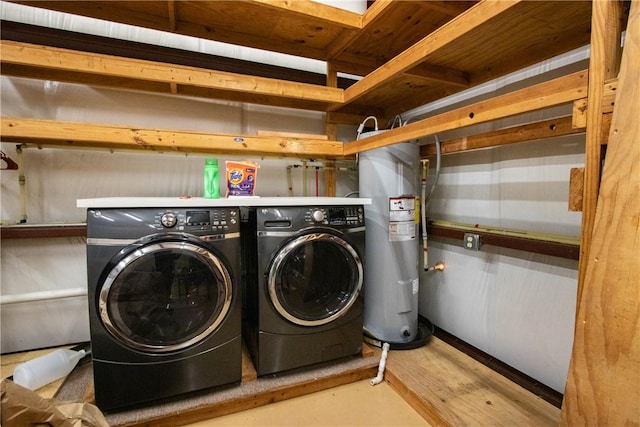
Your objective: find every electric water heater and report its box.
[359,136,420,344]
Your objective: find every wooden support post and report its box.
[576,0,623,314]
[561,0,639,424]
[324,62,339,197]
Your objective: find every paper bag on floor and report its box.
[1,379,109,427]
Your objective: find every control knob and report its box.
[160,212,178,228]
[311,209,325,222]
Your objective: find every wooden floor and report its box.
[386,338,560,426]
[1,337,560,426]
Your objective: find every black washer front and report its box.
[86,207,242,411]
[99,234,233,353]
[267,231,362,327]
[242,205,366,376]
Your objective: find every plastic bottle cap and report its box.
[205,159,218,166]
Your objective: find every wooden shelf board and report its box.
[0,73,589,159]
[344,70,588,154]
[0,117,346,159]
[420,116,583,157]
[333,1,593,115]
[0,40,344,109]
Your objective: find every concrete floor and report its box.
[185,379,430,427]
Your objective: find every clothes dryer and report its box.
[242,205,365,376]
[85,207,242,411]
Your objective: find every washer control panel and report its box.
[304,206,364,227]
[154,208,239,233]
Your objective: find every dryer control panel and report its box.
[305,206,364,227]
[256,205,365,232]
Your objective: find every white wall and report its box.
[420,241,578,393]
[418,134,583,392]
[411,49,589,393]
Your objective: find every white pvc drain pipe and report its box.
[370,342,391,386]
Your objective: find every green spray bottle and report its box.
[203,158,220,199]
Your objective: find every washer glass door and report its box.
[100,237,232,353]
[268,232,363,326]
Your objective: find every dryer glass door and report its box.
[100,239,232,353]
[268,232,363,326]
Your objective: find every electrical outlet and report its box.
[463,233,482,250]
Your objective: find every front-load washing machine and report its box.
[242,205,365,376]
[86,207,242,411]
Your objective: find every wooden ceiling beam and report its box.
[406,63,470,88]
[167,0,177,31]
[360,0,395,28]
[323,0,396,64]
[323,27,362,65]
[420,1,478,17]
[249,0,361,29]
[327,52,471,88]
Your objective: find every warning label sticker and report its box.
[389,220,415,241]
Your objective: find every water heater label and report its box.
[389,197,416,241]
[389,197,415,222]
